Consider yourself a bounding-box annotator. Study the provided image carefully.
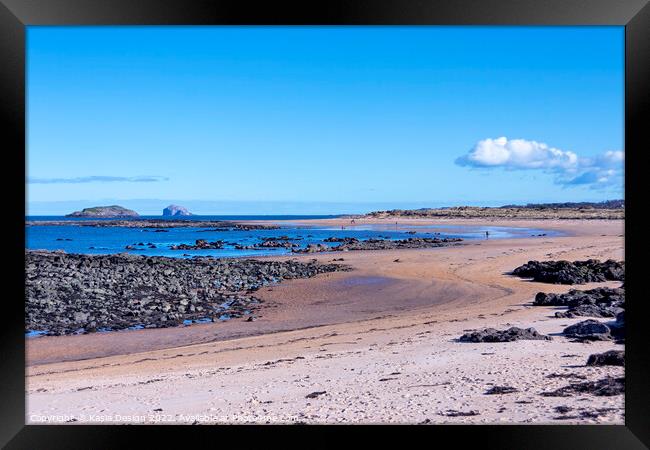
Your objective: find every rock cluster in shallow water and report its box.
[512,259,624,284]
[292,237,462,253]
[169,239,225,250]
[25,251,349,336]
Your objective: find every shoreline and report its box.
[26,218,625,424]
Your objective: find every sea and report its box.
[25,215,560,258]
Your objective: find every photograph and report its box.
[24,25,626,425]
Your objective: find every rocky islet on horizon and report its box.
[66,205,139,218]
[163,204,192,216]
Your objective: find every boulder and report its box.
[587,350,624,367]
[563,319,612,341]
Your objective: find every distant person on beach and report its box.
[485,231,489,239]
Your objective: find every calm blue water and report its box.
[25,215,561,258]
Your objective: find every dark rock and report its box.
[485,386,519,395]
[534,287,624,319]
[610,310,625,340]
[170,239,225,250]
[555,304,623,319]
[305,391,326,399]
[512,259,624,284]
[534,287,624,307]
[587,350,624,367]
[323,237,357,243]
[235,240,299,250]
[293,237,462,254]
[25,251,349,336]
[459,327,551,343]
[293,243,331,253]
[441,410,480,417]
[540,377,624,397]
[563,320,612,341]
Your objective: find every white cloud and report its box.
[456,137,623,190]
[456,137,579,170]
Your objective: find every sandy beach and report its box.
[26,218,625,424]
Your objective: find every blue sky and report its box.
[27,26,624,215]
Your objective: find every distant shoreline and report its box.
[357,206,624,220]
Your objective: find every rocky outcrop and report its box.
[235,240,300,250]
[292,237,462,254]
[512,259,624,284]
[533,287,624,318]
[25,251,349,336]
[163,204,192,216]
[66,205,139,218]
[587,350,625,367]
[459,327,551,343]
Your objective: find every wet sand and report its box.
[26,218,625,424]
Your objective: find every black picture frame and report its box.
[2,0,648,447]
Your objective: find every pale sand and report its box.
[26,219,624,424]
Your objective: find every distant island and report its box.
[66,205,139,218]
[364,200,624,220]
[163,204,192,217]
